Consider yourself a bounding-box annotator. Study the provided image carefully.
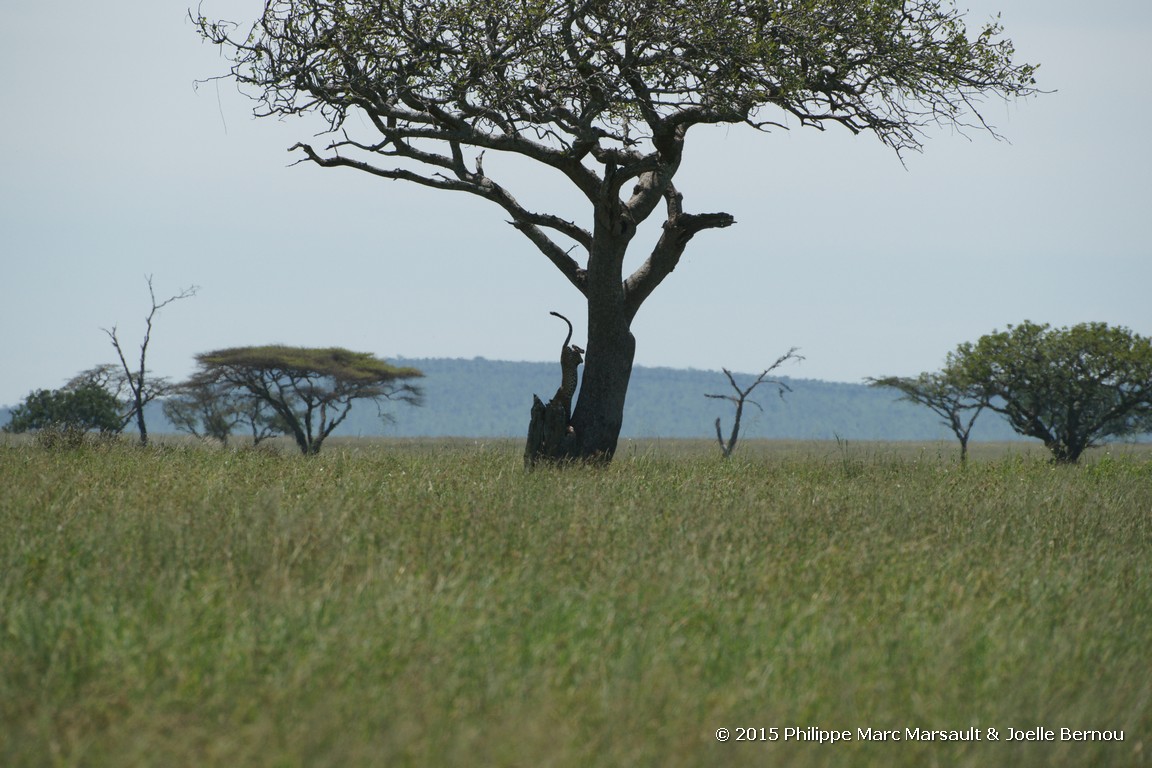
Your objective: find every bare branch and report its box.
[102,275,198,445]
[708,350,803,457]
[624,186,734,320]
[293,141,591,293]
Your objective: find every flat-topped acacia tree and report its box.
[191,346,423,454]
[196,0,1038,461]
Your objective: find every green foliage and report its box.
[189,346,423,454]
[3,383,123,436]
[948,321,1152,463]
[197,345,423,384]
[1,442,1149,766]
[199,0,1038,156]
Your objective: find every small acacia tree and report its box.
[706,348,801,458]
[196,0,1038,461]
[867,371,987,464]
[188,346,424,454]
[947,321,1152,463]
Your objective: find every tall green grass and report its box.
[1,440,1149,766]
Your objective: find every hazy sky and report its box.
[2,1,1149,406]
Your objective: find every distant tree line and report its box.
[6,346,423,456]
[7,304,1149,463]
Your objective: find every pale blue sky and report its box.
[2,1,1149,406]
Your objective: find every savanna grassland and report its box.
[2,438,1149,767]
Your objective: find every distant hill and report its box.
[368,358,1025,441]
[9,357,1141,443]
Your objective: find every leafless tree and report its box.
[104,275,198,446]
[707,348,802,458]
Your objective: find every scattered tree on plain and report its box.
[162,375,286,446]
[196,0,1039,461]
[867,371,987,464]
[3,382,123,436]
[707,348,801,458]
[104,276,198,446]
[946,321,1152,464]
[186,346,423,454]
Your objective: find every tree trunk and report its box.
[569,226,635,462]
[568,318,635,461]
[134,400,148,447]
[524,394,577,467]
[1048,438,1085,464]
[525,226,637,464]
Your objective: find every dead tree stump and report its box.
[524,393,576,467]
[525,310,584,468]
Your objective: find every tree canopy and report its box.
[197,0,1039,461]
[947,321,1152,463]
[198,0,1038,160]
[189,346,423,454]
[3,383,124,436]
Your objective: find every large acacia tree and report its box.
[196,0,1038,460]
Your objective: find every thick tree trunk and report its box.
[134,404,148,447]
[569,319,635,461]
[526,226,636,464]
[569,226,635,462]
[524,394,577,467]
[523,182,731,465]
[525,316,634,466]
